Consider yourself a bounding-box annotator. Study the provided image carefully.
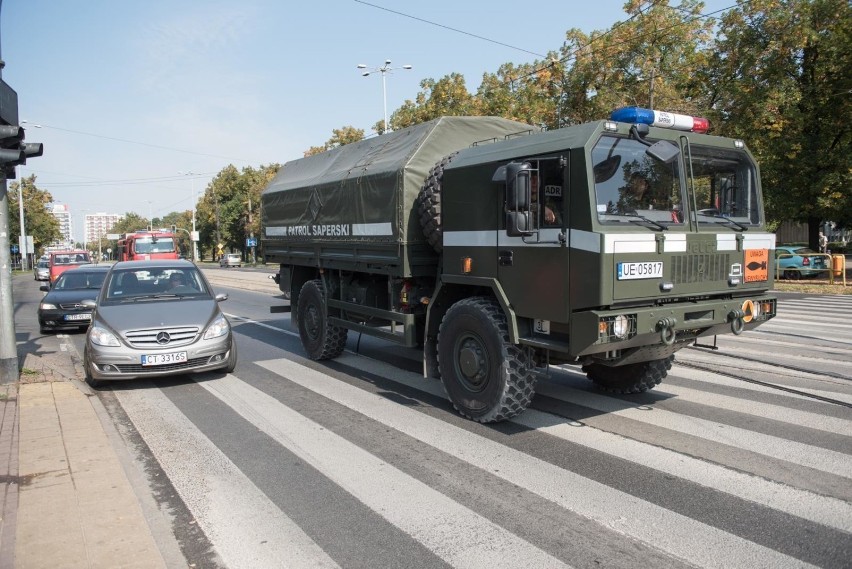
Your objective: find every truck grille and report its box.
[671,254,730,284]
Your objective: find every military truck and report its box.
[262,110,777,423]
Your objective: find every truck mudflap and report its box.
[568,294,777,361]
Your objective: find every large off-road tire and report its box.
[416,152,457,253]
[297,280,347,360]
[437,297,536,423]
[583,355,674,394]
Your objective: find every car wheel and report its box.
[83,348,103,388]
[783,268,800,280]
[225,339,238,373]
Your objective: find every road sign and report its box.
[10,244,18,253]
[246,238,257,247]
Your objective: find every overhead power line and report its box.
[353,0,548,58]
[26,123,250,163]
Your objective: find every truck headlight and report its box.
[612,314,630,339]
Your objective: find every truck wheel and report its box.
[416,152,457,253]
[582,356,674,394]
[297,280,348,360]
[438,297,536,423]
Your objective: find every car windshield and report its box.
[37,261,49,268]
[793,248,818,255]
[54,271,106,290]
[104,267,210,302]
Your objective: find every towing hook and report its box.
[728,309,745,335]
[656,317,677,346]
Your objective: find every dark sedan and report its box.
[38,265,110,333]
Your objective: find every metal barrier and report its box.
[775,252,845,284]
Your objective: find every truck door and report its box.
[498,156,570,327]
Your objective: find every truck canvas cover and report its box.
[262,116,532,245]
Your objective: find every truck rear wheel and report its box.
[297,280,348,360]
[438,297,536,423]
[416,152,457,253]
[582,356,674,394]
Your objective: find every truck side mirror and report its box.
[506,212,532,236]
[505,162,532,210]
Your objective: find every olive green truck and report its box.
[262,109,777,423]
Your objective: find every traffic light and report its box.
[0,124,43,179]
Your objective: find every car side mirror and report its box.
[39,285,49,292]
[81,299,97,309]
[215,293,228,302]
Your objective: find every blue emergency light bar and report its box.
[610,106,710,134]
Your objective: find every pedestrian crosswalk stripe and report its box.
[201,374,572,569]
[255,356,814,568]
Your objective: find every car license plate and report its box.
[141,351,188,366]
[617,261,664,280]
[64,313,91,321]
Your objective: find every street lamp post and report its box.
[356,60,412,133]
[179,171,200,262]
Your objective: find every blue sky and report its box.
[2,0,734,242]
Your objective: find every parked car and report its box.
[219,253,242,268]
[775,245,829,279]
[48,250,92,284]
[33,259,50,281]
[38,265,110,333]
[82,260,237,388]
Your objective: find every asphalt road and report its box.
[14,268,852,568]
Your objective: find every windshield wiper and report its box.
[702,215,748,232]
[625,213,668,231]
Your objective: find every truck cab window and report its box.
[593,135,685,225]
[530,159,564,226]
[690,146,761,226]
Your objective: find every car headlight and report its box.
[203,314,230,340]
[40,302,57,310]
[90,326,120,347]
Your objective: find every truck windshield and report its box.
[592,135,685,226]
[134,237,176,254]
[689,145,761,226]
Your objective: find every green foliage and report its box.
[710,0,851,245]
[8,175,61,255]
[296,0,848,238]
[304,126,365,156]
[195,163,280,259]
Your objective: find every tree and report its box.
[555,0,714,125]
[392,73,478,129]
[7,175,61,255]
[195,163,280,261]
[710,0,852,247]
[304,126,365,156]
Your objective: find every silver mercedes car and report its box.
[82,260,237,388]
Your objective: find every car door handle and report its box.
[499,250,513,266]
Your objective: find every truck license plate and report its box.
[617,261,663,280]
[141,351,188,366]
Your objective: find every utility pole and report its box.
[0,1,45,382]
